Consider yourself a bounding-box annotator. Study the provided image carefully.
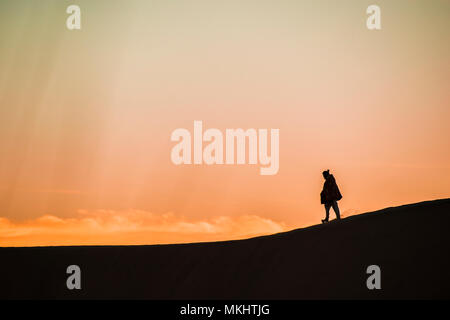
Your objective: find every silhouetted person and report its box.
[320,169,342,223]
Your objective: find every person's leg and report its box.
[332,201,341,220]
[323,204,331,222]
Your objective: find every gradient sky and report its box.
[0,0,449,246]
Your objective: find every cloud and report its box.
[0,210,289,247]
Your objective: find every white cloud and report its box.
[0,210,289,247]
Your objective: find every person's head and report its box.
[322,169,330,179]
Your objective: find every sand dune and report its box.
[1,198,450,299]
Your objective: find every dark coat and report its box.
[320,174,342,204]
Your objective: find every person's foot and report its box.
[321,219,328,224]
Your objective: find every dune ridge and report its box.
[1,198,450,299]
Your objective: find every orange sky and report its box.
[0,0,449,246]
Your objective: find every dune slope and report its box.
[1,198,450,299]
